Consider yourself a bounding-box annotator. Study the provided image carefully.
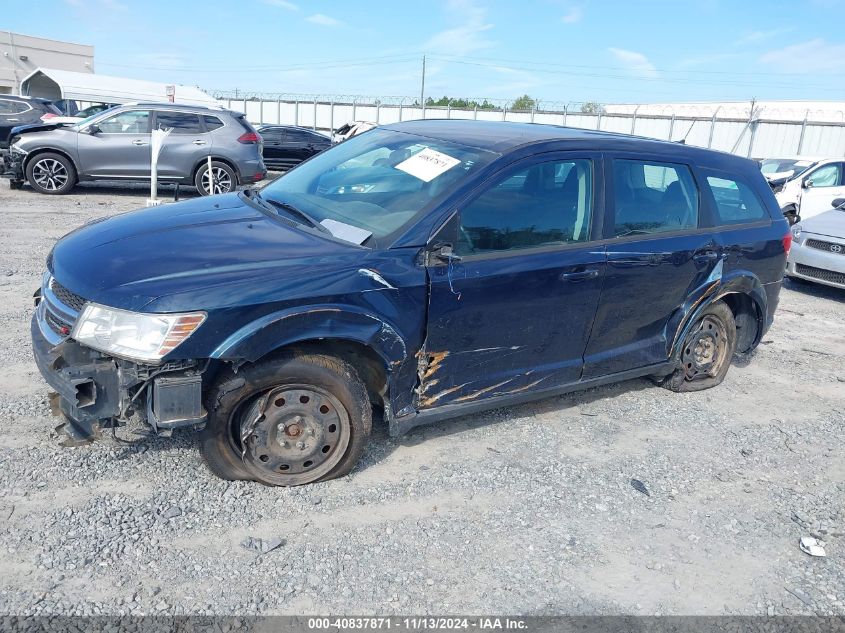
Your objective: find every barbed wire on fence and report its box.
[207,90,610,113]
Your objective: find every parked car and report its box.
[257,125,330,170]
[760,156,818,182]
[786,197,845,289]
[0,96,62,148]
[3,103,266,195]
[762,156,845,224]
[31,120,789,485]
[46,103,118,126]
[332,120,376,143]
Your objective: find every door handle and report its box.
[192,140,207,145]
[131,139,148,146]
[8,118,19,121]
[560,268,600,282]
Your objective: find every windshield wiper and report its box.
[242,188,331,235]
[264,197,332,235]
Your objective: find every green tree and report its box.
[581,101,605,114]
[511,94,537,110]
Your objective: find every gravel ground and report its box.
[0,181,842,617]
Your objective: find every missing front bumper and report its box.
[31,314,208,444]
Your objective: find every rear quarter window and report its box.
[707,176,769,225]
[203,115,224,131]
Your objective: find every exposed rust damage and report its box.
[418,382,470,407]
[414,346,541,408]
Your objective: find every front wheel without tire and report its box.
[195,161,237,196]
[661,301,737,393]
[26,153,77,194]
[200,353,372,486]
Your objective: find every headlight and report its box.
[791,223,802,240]
[72,303,206,363]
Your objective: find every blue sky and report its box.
[7,0,845,105]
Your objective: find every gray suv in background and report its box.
[4,103,266,195]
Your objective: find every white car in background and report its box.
[762,156,845,224]
[332,121,376,143]
[786,197,845,290]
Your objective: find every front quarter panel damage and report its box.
[208,249,428,417]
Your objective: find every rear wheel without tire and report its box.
[661,301,737,393]
[26,153,77,195]
[200,353,371,486]
[194,161,237,196]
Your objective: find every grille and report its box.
[805,238,844,255]
[45,309,73,336]
[796,264,845,285]
[50,279,86,311]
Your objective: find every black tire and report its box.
[200,352,371,486]
[661,301,737,393]
[25,152,77,195]
[194,160,237,196]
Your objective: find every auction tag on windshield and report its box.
[395,148,461,182]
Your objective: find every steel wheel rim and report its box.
[32,158,68,191]
[202,167,233,194]
[682,314,728,381]
[233,384,351,484]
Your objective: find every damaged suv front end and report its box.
[32,273,208,444]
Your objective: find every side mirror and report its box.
[431,242,462,264]
[803,179,814,189]
[833,197,845,209]
[87,124,100,135]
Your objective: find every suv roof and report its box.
[385,119,757,167]
[120,102,227,112]
[1,95,54,106]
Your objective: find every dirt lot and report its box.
[0,181,842,617]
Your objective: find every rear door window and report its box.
[155,111,204,134]
[612,159,698,237]
[707,176,769,225]
[260,127,285,142]
[202,115,224,131]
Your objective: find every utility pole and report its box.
[420,55,426,116]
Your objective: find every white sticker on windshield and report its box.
[395,147,461,182]
[320,218,372,245]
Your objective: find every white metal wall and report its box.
[217,98,845,158]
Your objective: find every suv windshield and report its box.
[262,128,498,243]
[760,158,815,179]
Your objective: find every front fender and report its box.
[210,304,408,364]
[209,304,418,415]
[668,266,767,361]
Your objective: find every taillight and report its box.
[41,113,58,120]
[237,132,260,144]
[782,231,792,255]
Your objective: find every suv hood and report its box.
[49,192,367,312]
[10,122,69,138]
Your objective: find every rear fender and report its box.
[668,266,767,362]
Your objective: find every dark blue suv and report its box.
[31,120,791,485]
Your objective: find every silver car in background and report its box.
[787,197,845,290]
[5,103,266,195]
